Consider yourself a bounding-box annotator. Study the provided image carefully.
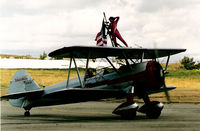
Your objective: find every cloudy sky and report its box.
[0,0,200,61]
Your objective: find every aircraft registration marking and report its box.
[24,80,33,85]
[15,76,28,82]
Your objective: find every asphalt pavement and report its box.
[1,101,200,131]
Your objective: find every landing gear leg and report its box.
[113,86,138,119]
[138,92,164,119]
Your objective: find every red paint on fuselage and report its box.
[80,61,164,92]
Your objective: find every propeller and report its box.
[153,41,159,62]
[163,78,171,103]
[153,41,171,103]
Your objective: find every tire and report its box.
[146,110,161,119]
[24,111,30,117]
[121,111,137,120]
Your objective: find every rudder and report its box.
[8,70,40,108]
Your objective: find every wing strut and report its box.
[66,57,72,87]
[141,51,144,63]
[164,53,170,74]
[105,57,119,74]
[73,57,84,88]
[83,56,89,88]
[122,52,132,70]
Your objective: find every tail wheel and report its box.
[24,111,30,117]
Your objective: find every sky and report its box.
[0,0,200,62]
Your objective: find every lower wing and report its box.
[1,86,175,101]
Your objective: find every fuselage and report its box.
[26,60,164,109]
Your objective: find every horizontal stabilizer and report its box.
[1,89,44,100]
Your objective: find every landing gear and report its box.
[138,93,164,119]
[120,108,137,120]
[138,101,163,119]
[24,107,31,117]
[146,109,161,119]
[113,86,139,119]
[113,102,138,119]
[113,86,164,119]
[24,110,30,116]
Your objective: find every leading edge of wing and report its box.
[48,46,186,59]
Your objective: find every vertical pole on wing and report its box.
[103,12,115,47]
[72,57,83,88]
[66,57,72,88]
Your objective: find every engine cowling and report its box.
[128,61,164,91]
[145,61,164,89]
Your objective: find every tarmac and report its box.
[1,101,200,131]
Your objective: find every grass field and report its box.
[1,64,200,103]
[0,69,85,89]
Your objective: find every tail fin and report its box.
[9,70,40,94]
[8,70,41,107]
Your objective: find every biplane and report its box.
[1,46,186,119]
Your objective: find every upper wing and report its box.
[48,46,186,59]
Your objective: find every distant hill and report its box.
[0,54,38,59]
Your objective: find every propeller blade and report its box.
[163,82,171,103]
[153,41,159,62]
[153,42,170,102]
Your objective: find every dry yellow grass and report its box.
[0,69,84,88]
[1,68,200,103]
[166,78,200,89]
[0,69,84,96]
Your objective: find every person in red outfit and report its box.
[108,16,128,47]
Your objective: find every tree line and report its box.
[180,56,200,70]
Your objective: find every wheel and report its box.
[121,111,137,120]
[24,111,30,117]
[146,110,161,119]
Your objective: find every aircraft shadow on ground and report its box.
[5,114,149,123]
